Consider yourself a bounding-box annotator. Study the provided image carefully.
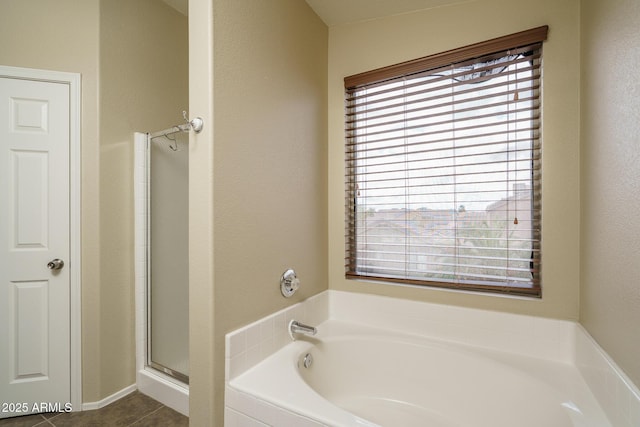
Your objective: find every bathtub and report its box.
[225,291,640,426]
[229,320,610,427]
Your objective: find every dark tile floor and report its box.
[0,392,188,427]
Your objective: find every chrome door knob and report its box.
[47,259,64,270]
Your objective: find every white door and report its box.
[0,76,71,418]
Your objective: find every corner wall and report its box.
[98,0,188,398]
[580,0,640,387]
[188,0,215,423]
[207,0,328,424]
[0,0,188,403]
[0,0,102,402]
[328,0,581,320]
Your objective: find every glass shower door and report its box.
[148,133,189,383]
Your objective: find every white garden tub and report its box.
[229,320,611,427]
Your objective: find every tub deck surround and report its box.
[574,327,640,427]
[224,291,640,427]
[224,291,329,381]
[230,321,609,427]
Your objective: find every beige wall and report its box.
[187,0,215,422]
[580,0,640,387]
[0,0,102,402]
[99,0,188,398]
[198,0,328,424]
[0,0,187,403]
[328,0,581,320]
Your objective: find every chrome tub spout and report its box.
[288,320,317,340]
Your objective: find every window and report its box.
[345,26,548,297]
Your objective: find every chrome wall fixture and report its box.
[288,320,317,340]
[280,269,300,297]
[149,111,204,142]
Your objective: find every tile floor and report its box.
[0,392,188,427]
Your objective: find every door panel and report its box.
[10,280,49,380]
[0,76,70,418]
[13,150,49,248]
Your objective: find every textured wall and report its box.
[328,0,581,320]
[0,0,102,402]
[207,0,328,424]
[580,0,640,388]
[99,0,188,399]
[0,0,188,402]
[187,0,215,423]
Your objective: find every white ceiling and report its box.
[304,0,473,27]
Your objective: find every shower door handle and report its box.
[47,259,65,270]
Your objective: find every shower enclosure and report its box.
[134,118,198,415]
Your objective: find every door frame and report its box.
[0,65,82,411]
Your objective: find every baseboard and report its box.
[81,384,137,411]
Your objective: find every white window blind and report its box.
[345,27,547,296]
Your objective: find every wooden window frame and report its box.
[344,26,548,297]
